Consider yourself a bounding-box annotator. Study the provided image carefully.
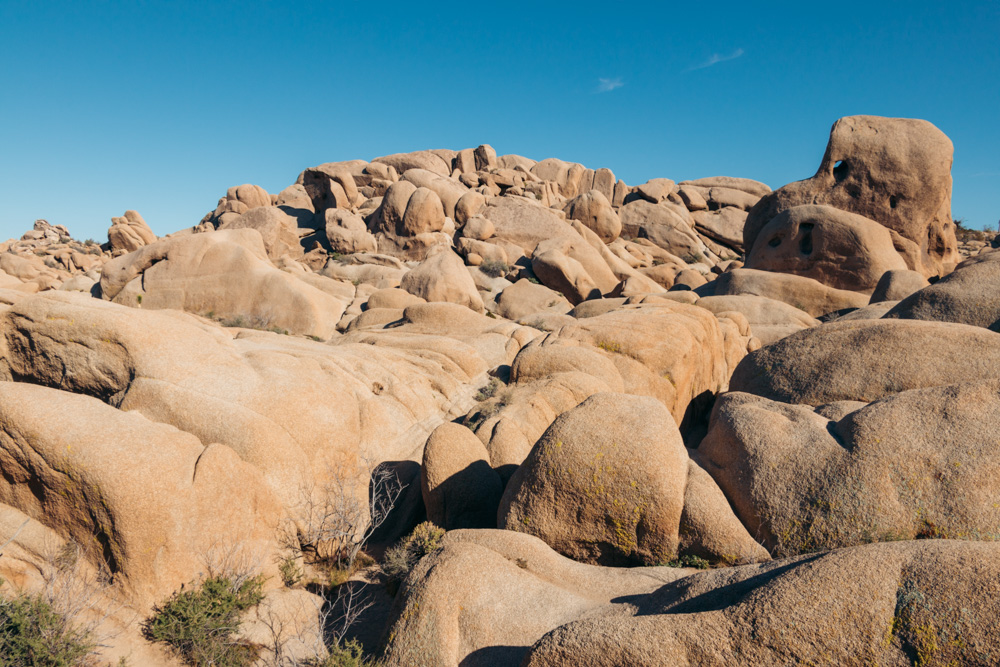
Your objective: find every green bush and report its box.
[382,522,445,594]
[0,590,97,667]
[143,575,265,667]
[665,554,711,569]
[307,638,378,666]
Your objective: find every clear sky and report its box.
[2,1,998,241]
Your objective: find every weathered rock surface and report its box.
[745,116,958,278]
[99,229,346,339]
[729,318,1000,405]
[698,381,1000,555]
[884,251,1000,330]
[746,205,908,291]
[107,210,157,255]
[498,393,689,566]
[421,422,502,530]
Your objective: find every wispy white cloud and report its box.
[688,48,745,71]
[596,77,624,93]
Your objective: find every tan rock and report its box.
[496,279,572,321]
[744,116,957,277]
[695,294,818,346]
[372,150,452,178]
[401,187,446,236]
[729,318,1000,405]
[219,205,303,260]
[869,268,930,303]
[499,393,688,566]
[522,540,1000,666]
[325,209,378,254]
[619,200,706,260]
[699,381,1000,555]
[710,268,869,317]
[679,460,770,565]
[100,230,344,339]
[884,251,1000,330]
[746,205,908,291]
[421,423,503,530]
[400,248,485,313]
[679,176,772,198]
[561,190,621,243]
[0,382,282,608]
[107,210,157,254]
[381,528,689,667]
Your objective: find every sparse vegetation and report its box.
[278,554,303,588]
[595,340,623,354]
[217,313,289,335]
[665,554,711,569]
[307,638,378,666]
[474,377,503,402]
[143,574,265,667]
[479,259,509,279]
[284,461,404,575]
[0,539,120,667]
[382,522,445,595]
[0,585,98,667]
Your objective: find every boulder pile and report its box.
[1,115,998,666]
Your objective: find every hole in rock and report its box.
[833,160,849,183]
[799,223,814,256]
[889,195,898,209]
[768,236,781,248]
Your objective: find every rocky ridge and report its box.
[1,115,999,666]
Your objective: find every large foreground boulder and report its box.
[1,291,493,518]
[522,540,1000,666]
[744,115,958,278]
[383,530,1000,666]
[698,381,1000,555]
[0,383,282,608]
[498,393,689,566]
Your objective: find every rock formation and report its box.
[2,116,998,665]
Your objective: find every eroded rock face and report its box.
[498,393,689,566]
[745,204,908,291]
[107,210,157,255]
[745,116,958,278]
[884,251,1000,330]
[1,291,494,516]
[729,318,1000,405]
[0,383,282,608]
[697,381,1000,556]
[99,229,346,339]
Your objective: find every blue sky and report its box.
[1,1,998,241]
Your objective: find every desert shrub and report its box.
[288,463,404,573]
[304,637,378,666]
[218,313,289,335]
[0,587,97,667]
[278,554,303,588]
[143,575,265,667]
[474,377,502,402]
[382,522,445,594]
[479,259,508,279]
[665,554,710,569]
